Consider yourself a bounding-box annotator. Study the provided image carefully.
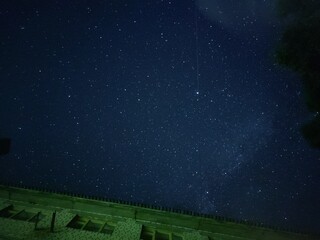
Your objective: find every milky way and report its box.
[0,0,319,233]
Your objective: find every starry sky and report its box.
[1,0,320,234]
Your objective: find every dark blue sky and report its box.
[1,0,319,234]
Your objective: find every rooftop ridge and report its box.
[0,182,316,236]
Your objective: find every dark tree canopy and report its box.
[0,138,11,155]
[276,0,320,148]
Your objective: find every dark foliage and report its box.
[276,0,320,148]
[0,138,11,155]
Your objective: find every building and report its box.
[0,185,317,240]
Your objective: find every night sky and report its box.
[1,0,320,234]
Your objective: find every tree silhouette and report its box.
[276,0,320,148]
[0,138,11,155]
